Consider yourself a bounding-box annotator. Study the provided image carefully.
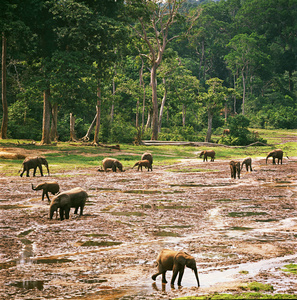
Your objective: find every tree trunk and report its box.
[242,70,246,115]
[224,100,228,123]
[110,72,116,125]
[81,113,97,142]
[182,104,186,127]
[1,32,8,139]
[69,113,77,141]
[145,109,151,131]
[93,85,101,144]
[50,103,58,141]
[158,78,167,132]
[205,110,213,142]
[151,65,159,140]
[140,60,146,132]
[41,88,51,144]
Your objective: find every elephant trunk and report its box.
[32,184,36,190]
[193,267,200,287]
[49,204,57,219]
[266,154,271,164]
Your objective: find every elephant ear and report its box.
[175,252,186,265]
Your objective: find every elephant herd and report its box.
[199,148,284,179]
[18,149,286,287]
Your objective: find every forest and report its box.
[0,0,296,145]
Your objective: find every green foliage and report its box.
[282,264,297,274]
[218,115,267,146]
[108,116,137,144]
[158,126,204,142]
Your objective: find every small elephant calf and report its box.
[32,181,60,202]
[132,160,152,171]
[230,160,241,179]
[241,157,252,172]
[199,150,215,162]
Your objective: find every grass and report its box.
[282,264,297,274]
[174,293,297,299]
[0,129,296,176]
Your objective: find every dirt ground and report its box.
[0,147,297,299]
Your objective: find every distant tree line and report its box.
[0,0,296,145]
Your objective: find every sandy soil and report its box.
[0,150,297,299]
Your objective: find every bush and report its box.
[108,116,137,144]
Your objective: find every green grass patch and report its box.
[167,168,218,173]
[18,229,34,237]
[229,212,268,217]
[153,231,180,237]
[80,241,122,247]
[240,282,274,292]
[109,211,145,217]
[174,293,296,299]
[282,263,297,274]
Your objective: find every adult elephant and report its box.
[32,181,59,202]
[230,160,241,179]
[20,156,50,177]
[49,187,88,220]
[266,149,283,165]
[141,152,153,165]
[152,249,200,287]
[241,157,252,172]
[199,150,215,162]
[102,158,124,172]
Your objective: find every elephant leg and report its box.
[59,208,64,221]
[42,191,45,201]
[171,267,179,285]
[79,205,84,216]
[112,165,116,172]
[65,207,70,219]
[74,207,78,214]
[33,167,37,177]
[161,271,167,284]
[38,165,44,176]
[45,192,51,202]
[26,168,30,177]
[177,266,185,286]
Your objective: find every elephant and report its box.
[32,181,60,202]
[241,157,252,172]
[49,187,88,220]
[230,160,241,179]
[141,152,153,165]
[102,158,124,172]
[132,159,152,171]
[152,249,200,287]
[199,150,215,162]
[266,149,283,165]
[223,129,230,135]
[20,156,50,177]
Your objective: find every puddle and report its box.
[77,241,122,247]
[228,212,268,217]
[34,257,73,264]
[0,260,17,270]
[79,279,108,284]
[0,204,32,210]
[124,190,162,194]
[9,280,45,290]
[228,226,253,231]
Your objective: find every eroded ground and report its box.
[0,152,297,299]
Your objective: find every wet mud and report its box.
[0,156,297,299]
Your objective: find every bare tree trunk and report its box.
[81,113,97,142]
[233,74,237,114]
[158,78,167,133]
[151,65,159,140]
[94,84,101,144]
[145,109,151,131]
[110,70,116,125]
[69,113,77,141]
[224,100,228,123]
[242,70,246,115]
[182,104,186,127]
[205,110,213,142]
[1,32,8,139]
[41,88,51,144]
[140,60,146,132]
[50,103,58,141]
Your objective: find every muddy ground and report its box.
[0,149,297,299]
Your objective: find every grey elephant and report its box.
[102,158,123,172]
[141,152,153,165]
[133,160,152,171]
[241,157,252,171]
[230,160,240,179]
[266,149,283,165]
[20,156,50,177]
[199,150,215,162]
[32,181,60,202]
[152,249,200,287]
[49,187,88,220]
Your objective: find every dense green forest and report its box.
[0,0,296,145]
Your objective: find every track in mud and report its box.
[0,157,297,299]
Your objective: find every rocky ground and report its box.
[0,150,297,299]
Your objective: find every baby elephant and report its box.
[133,160,152,171]
[230,160,241,179]
[49,187,88,220]
[152,249,200,287]
[102,158,123,172]
[241,157,252,172]
[141,152,153,165]
[199,150,215,162]
[32,181,60,202]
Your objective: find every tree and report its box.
[198,78,228,142]
[130,0,198,140]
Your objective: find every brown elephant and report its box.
[32,181,60,202]
[152,249,200,287]
[102,158,123,172]
[230,160,241,179]
[141,152,153,165]
[20,156,49,177]
[241,157,252,172]
[266,149,283,165]
[49,187,88,220]
[133,159,152,171]
[199,150,215,162]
